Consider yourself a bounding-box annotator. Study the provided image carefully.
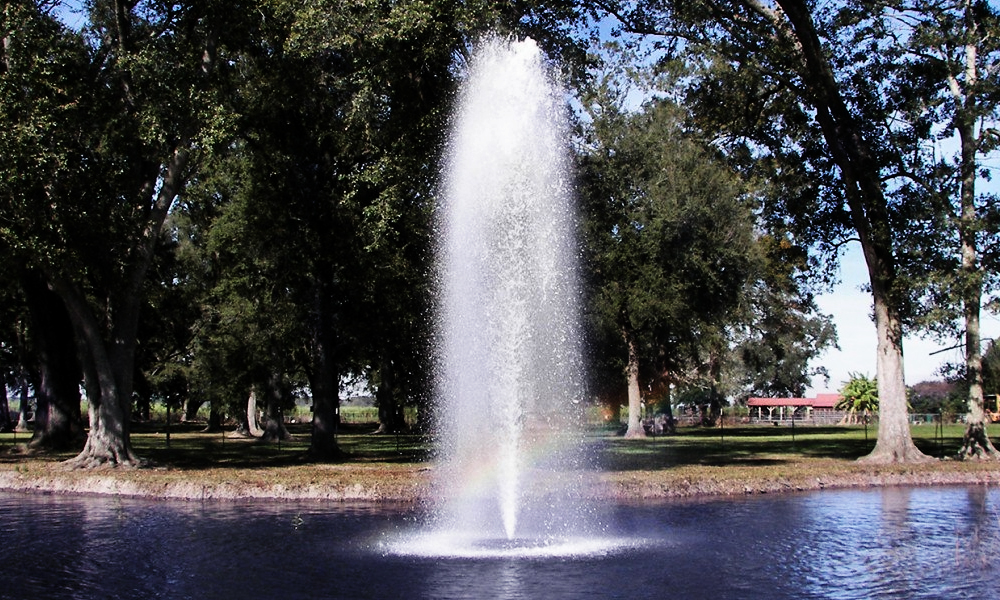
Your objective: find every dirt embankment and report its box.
[0,460,434,502]
[597,462,1000,500]
[1,458,998,503]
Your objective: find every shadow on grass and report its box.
[133,423,435,470]
[2,422,966,472]
[1,422,434,471]
[0,442,79,464]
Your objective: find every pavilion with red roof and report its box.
[746,393,842,423]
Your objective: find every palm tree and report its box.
[837,374,879,425]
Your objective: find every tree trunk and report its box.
[662,379,675,433]
[703,391,722,427]
[182,397,203,423]
[375,361,404,434]
[958,285,996,457]
[229,398,253,438]
[15,370,30,433]
[134,392,151,421]
[309,373,342,458]
[952,37,998,458]
[22,270,84,452]
[776,0,929,463]
[858,295,932,463]
[203,405,223,433]
[45,146,186,468]
[28,340,85,452]
[258,372,290,443]
[246,390,263,438]
[703,355,722,427]
[50,274,142,468]
[0,384,11,433]
[307,303,342,459]
[623,333,645,438]
[957,222,997,458]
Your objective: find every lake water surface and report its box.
[1,485,997,599]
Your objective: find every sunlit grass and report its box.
[586,423,997,499]
[591,423,970,471]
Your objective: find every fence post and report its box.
[720,409,724,449]
[791,411,795,451]
[935,411,943,458]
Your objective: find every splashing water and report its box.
[430,37,591,548]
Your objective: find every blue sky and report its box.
[809,143,1000,395]
[807,244,1000,395]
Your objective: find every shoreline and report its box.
[2,459,998,504]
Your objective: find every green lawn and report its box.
[592,423,968,471]
[0,420,973,470]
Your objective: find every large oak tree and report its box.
[580,94,760,436]
[598,0,938,462]
[1,1,243,467]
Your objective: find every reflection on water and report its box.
[0,486,997,600]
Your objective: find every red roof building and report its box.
[746,393,842,422]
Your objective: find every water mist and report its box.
[430,36,591,550]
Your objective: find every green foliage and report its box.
[164,0,598,428]
[908,380,965,417]
[595,0,1000,460]
[873,0,1000,343]
[578,67,835,405]
[19,0,990,463]
[731,233,838,398]
[604,0,1000,337]
[580,92,760,392]
[984,341,1000,395]
[837,373,879,417]
[0,3,98,270]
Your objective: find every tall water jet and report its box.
[432,37,589,548]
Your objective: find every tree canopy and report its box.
[579,85,834,434]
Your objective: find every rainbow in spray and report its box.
[432,36,591,546]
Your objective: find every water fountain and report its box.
[391,37,604,557]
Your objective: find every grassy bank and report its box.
[591,423,1000,498]
[1,422,998,502]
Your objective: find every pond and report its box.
[1,485,997,599]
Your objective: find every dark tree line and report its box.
[0,0,594,465]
